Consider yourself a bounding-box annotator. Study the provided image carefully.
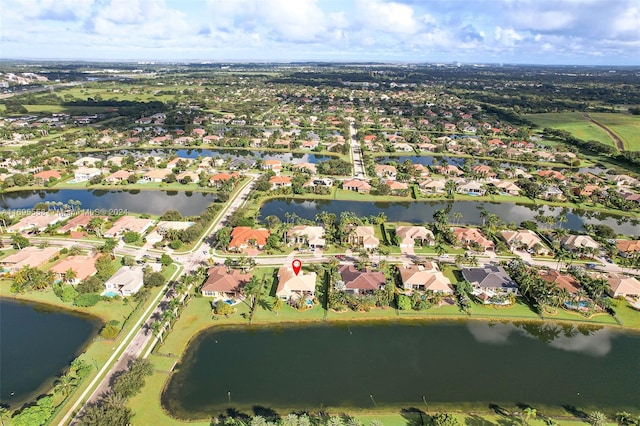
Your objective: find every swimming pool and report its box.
[102,291,119,298]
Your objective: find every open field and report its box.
[526,113,616,148]
[589,113,640,151]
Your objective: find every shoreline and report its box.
[156,313,640,423]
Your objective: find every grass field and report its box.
[589,113,640,151]
[526,113,616,147]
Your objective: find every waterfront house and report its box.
[347,226,379,250]
[57,213,106,234]
[105,170,133,184]
[538,270,581,295]
[494,181,522,196]
[560,234,600,252]
[201,266,252,299]
[398,264,454,294]
[275,265,317,301]
[51,254,99,285]
[457,181,485,196]
[419,179,445,194]
[343,178,372,194]
[605,274,640,298]
[286,225,325,249]
[374,164,397,180]
[262,159,282,174]
[338,264,386,295]
[104,216,154,238]
[228,227,270,251]
[142,168,171,183]
[292,163,317,174]
[0,246,60,274]
[8,213,63,233]
[74,167,101,182]
[395,226,434,247]
[500,230,550,255]
[104,266,144,296]
[33,169,62,184]
[452,227,494,252]
[462,265,519,300]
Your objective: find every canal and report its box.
[0,189,218,216]
[162,321,640,418]
[259,199,640,236]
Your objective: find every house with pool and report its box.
[462,265,519,304]
[276,265,317,302]
[201,266,252,300]
[103,266,144,297]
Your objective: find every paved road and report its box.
[349,119,366,178]
[582,112,625,151]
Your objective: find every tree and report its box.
[123,231,140,244]
[431,413,459,426]
[214,301,233,315]
[95,254,116,280]
[0,406,9,426]
[397,294,411,310]
[588,412,607,426]
[100,238,118,255]
[54,373,77,397]
[144,272,165,287]
[122,255,135,267]
[521,407,537,426]
[160,253,173,266]
[11,234,30,250]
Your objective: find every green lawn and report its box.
[526,113,616,148]
[589,113,640,151]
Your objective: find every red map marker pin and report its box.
[292,259,302,276]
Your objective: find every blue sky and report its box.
[2,0,639,65]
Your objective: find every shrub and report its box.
[100,324,119,339]
[59,285,79,303]
[74,293,103,307]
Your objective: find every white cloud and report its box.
[356,0,425,35]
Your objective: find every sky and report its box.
[1,0,639,65]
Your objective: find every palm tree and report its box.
[283,414,299,426]
[554,248,569,270]
[0,406,8,426]
[250,416,268,426]
[369,420,384,426]
[64,268,77,284]
[150,320,164,342]
[103,391,128,409]
[327,417,343,426]
[614,411,634,426]
[588,411,607,426]
[54,373,77,397]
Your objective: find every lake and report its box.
[0,189,218,216]
[0,299,100,408]
[162,321,640,418]
[259,199,639,236]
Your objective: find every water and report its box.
[377,156,465,167]
[162,321,640,417]
[0,189,218,216]
[259,199,639,236]
[0,299,100,408]
[88,148,333,164]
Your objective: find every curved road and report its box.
[582,112,625,151]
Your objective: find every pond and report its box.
[0,299,100,408]
[0,189,218,216]
[90,148,333,164]
[162,321,640,418]
[377,155,465,167]
[259,199,639,236]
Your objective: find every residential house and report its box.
[201,266,252,299]
[452,227,495,251]
[142,169,171,183]
[292,163,317,174]
[457,181,485,196]
[398,264,454,294]
[538,170,567,183]
[0,246,60,274]
[436,164,464,177]
[541,186,565,201]
[385,180,408,194]
[419,179,445,194]
[494,181,522,196]
[50,254,99,285]
[8,213,62,233]
[262,159,282,174]
[472,165,495,178]
[228,227,270,251]
[73,156,101,167]
[338,264,386,295]
[347,226,380,250]
[395,226,434,247]
[176,170,200,184]
[209,172,239,187]
[269,175,292,189]
[374,164,397,180]
[33,170,62,184]
[606,274,640,298]
[275,265,317,301]
[286,225,325,248]
[462,265,519,300]
[74,167,101,182]
[104,216,154,238]
[301,140,319,150]
[500,230,550,255]
[104,266,144,296]
[57,213,105,234]
[538,270,581,295]
[561,234,600,252]
[616,239,640,257]
[411,164,430,178]
[105,170,133,184]
[343,178,372,194]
